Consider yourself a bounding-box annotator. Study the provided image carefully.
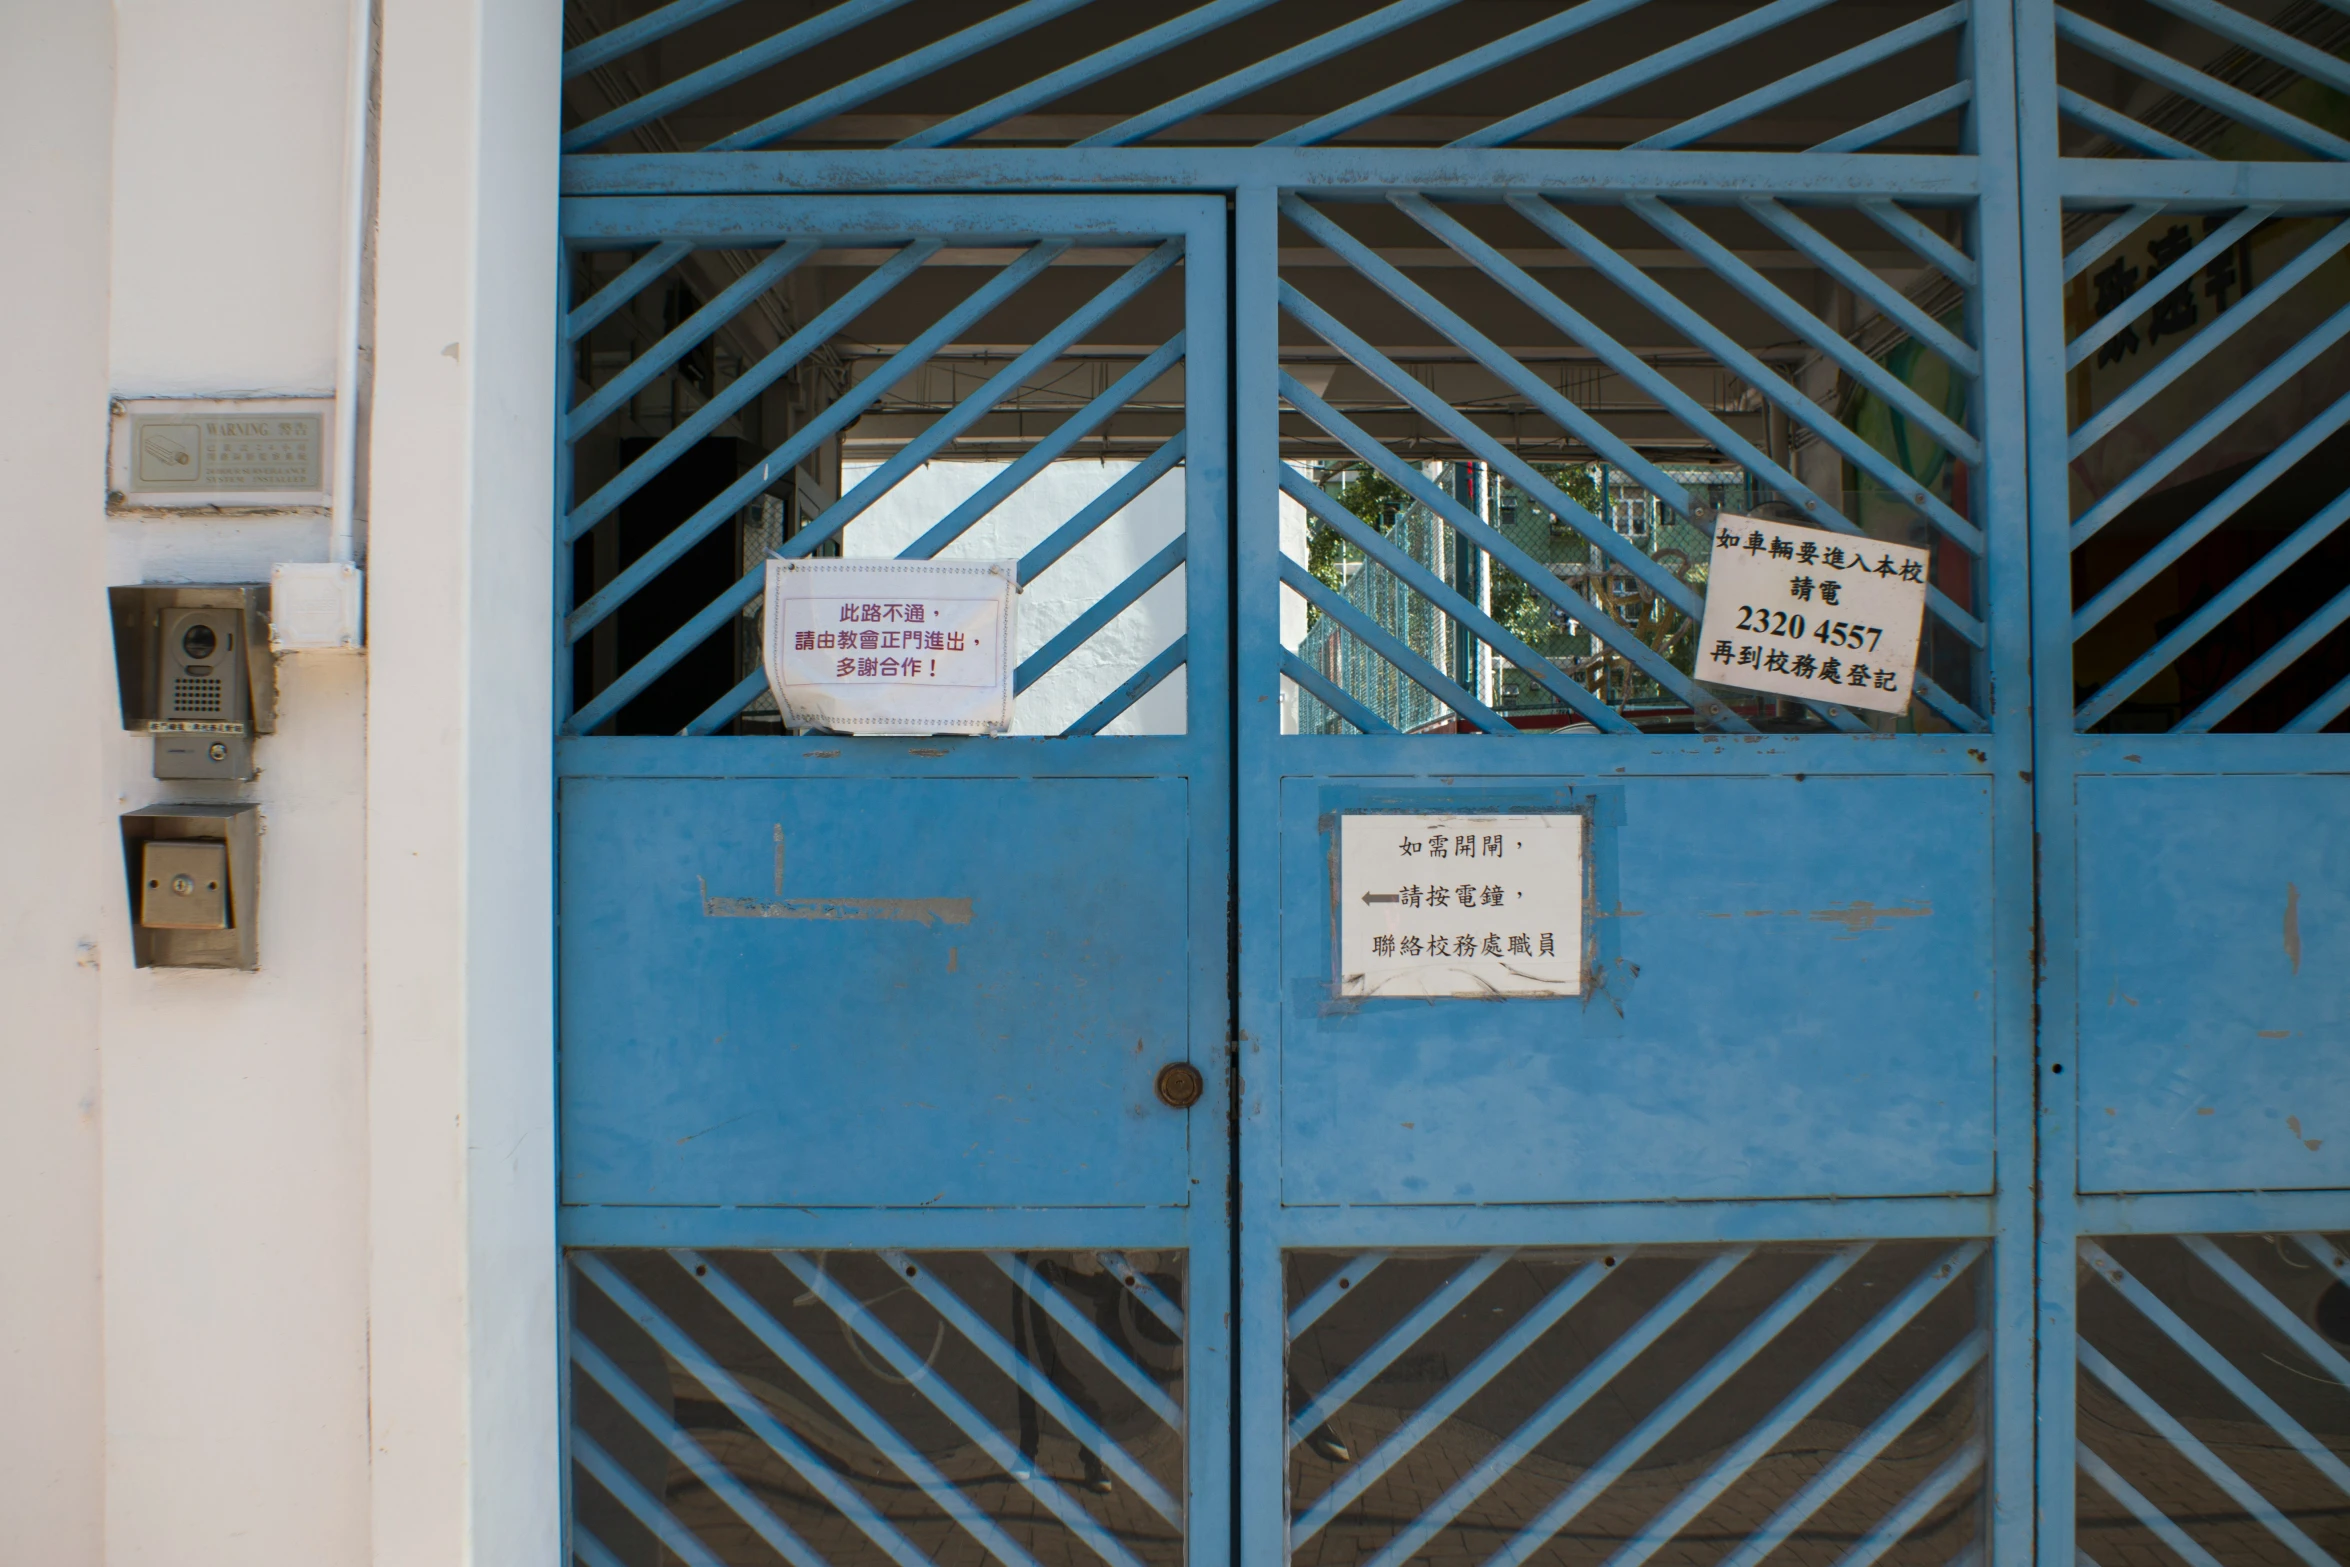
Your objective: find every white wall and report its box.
[0,5,115,1561]
[1,1,564,1563]
[99,6,373,1564]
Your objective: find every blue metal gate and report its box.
[553,3,2350,1562]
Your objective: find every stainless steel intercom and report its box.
[108,585,274,779]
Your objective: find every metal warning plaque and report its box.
[1696,514,1930,715]
[763,557,1017,735]
[1338,813,1584,998]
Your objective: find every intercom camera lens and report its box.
[181,624,218,660]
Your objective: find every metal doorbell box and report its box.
[108,585,275,780]
[119,802,259,969]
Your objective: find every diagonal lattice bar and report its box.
[2184,1237,2350,1393]
[1283,649,1397,734]
[572,1335,830,1567]
[567,240,693,342]
[1633,4,1971,152]
[1484,1244,1872,1567]
[800,245,1187,567]
[2078,1339,2334,1567]
[569,237,1182,732]
[573,1524,634,1567]
[573,1429,728,1567]
[1393,193,1823,523]
[2058,90,2208,158]
[563,0,916,150]
[899,0,1284,149]
[565,237,941,544]
[2141,0,2350,95]
[2288,668,2350,731]
[1097,1253,1183,1335]
[1829,1439,1983,1567]
[710,0,1099,152]
[1815,82,1976,153]
[574,1255,948,1567]
[565,0,752,80]
[2068,231,2350,465]
[1282,468,1636,733]
[774,1251,1151,1567]
[1291,1254,1389,1340]
[1293,1255,1621,1543]
[1511,197,1984,556]
[1740,197,1980,376]
[1016,434,1187,587]
[1290,1250,1513,1449]
[1716,1330,1988,1567]
[1361,1249,1752,1567]
[2179,573,2350,731]
[1628,196,1980,467]
[2053,9,2350,160]
[2064,208,2271,372]
[1602,1242,1985,1567]
[1285,195,1699,519]
[2065,203,2171,283]
[2070,239,2350,485]
[1264,0,1652,146]
[2294,1234,2350,1285]
[1017,534,1187,696]
[1282,558,1518,735]
[1066,635,1187,735]
[2081,1242,2350,1495]
[1077,0,1458,148]
[901,337,1187,560]
[565,237,1068,701]
[1863,199,1979,290]
[981,1251,1185,1430]
[673,1250,1047,1567]
[1392,191,1989,691]
[1455,0,1843,148]
[1280,373,1767,732]
[882,1250,1180,1524]
[683,669,772,736]
[2077,1441,2225,1567]
[580,234,1170,638]
[1280,283,1709,619]
[565,241,817,439]
[2074,382,2350,637]
[2080,482,2350,727]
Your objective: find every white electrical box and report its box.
[270,562,364,652]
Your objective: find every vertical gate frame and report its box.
[2016,1,2350,1561]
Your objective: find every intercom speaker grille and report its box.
[170,676,222,714]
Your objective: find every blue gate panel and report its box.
[562,776,1193,1208]
[2076,775,2350,1194]
[1278,776,1995,1205]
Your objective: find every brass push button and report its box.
[1154,1061,1205,1110]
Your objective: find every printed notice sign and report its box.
[764,558,1017,735]
[1339,814,1584,998]
[129,413,322,492]
[1696,514,1930,716]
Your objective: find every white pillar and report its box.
[367,0,562,1561]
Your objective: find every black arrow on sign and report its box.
[1361,892,1399,903]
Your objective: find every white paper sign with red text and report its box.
[764,558,1017,735]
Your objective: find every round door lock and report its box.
[1154,1061,1205,1110]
